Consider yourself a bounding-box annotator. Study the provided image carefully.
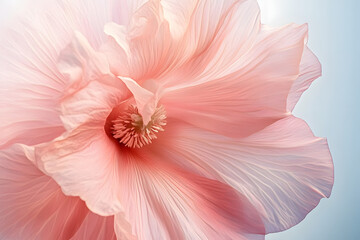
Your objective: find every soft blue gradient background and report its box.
[1,0,359,239]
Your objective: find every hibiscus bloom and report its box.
[0,0,333,239]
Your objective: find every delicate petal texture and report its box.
[0,145,116,239]
[71,213,117,240]
[0,0,121,148]
[120,77,158,125]
[115,154,265,240]
[60,80,125,131]
[287,46,322,111]
[33,79,128,216]
[155,116,333,233]
[162,24,307,137]
[104,0,175,80]
[35,123,124,216]
[57,31,112,95]
[161,0,261,87]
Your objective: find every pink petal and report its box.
[155,116,333,233]
[0,145,115,239]
[71,213,117,240]
[33,73,126,217]
[161,0,261,86]
[120,76,158,125]
[57,31,112,95]
[104,1,175,80]
[60,80,125,131]
[287,46,322,111]
[34,123,124,216]
[0,0,122,148]
[161,24,308,137]
[115,155,265,240]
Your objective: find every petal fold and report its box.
[115,154,265,240]
[155,116,334,233]
[0,145,116,239]
[287,46,322,111]
[162,24,308,137]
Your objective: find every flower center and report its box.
[111,105,166,148]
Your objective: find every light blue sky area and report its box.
[0,0,359,239]
[258,0,360,239]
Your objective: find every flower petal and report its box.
[114,154,265,240]
[60,80,125,131]
[57,31,112,95]
[120,76,158,125]
[287,46,322,111]
[0,0,122,148]
[162,24,308,137]
[71,213,117,240]
[0,145,116,239]
[162,0,260,82]
[155,116,333,233]
[34,123,124,216]
[104,1,175,80]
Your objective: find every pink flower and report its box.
[0,0,333,239]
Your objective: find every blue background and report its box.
[1,0,359,239]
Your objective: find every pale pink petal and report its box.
[120,76,158,125]
[0,0,123,148]
[161,24,308,137]
[154,116,333,233]
[161,0,260,86]
[57,31,112,95]
[60,80,125,131]
[34,123,124,216]
[104,1,175,80]
[287,46,322,111]
[0,145,116,239]
[34,75,126,216]
[115,155,265,240]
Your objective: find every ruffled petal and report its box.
[0,145,116,239]
[60,79,125,131]
[161,24,308,137]
[120,76,158,125]
[161,0,260,86]
[0,0,122,148]
[57,31,113,95]
[104,1,175,80]
[287,46,322,111]
[114,154,265,240]
[34,122,124,216]
[154,116,333,233]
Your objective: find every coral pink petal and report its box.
[287,46,322,111]
[0,0,122,148]
[0,145,116,239]
[162,24,308,137]
[115,154,265,240]
[154,116,334,233]
[71,214,117,240]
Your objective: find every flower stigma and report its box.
[111,105,166,148]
